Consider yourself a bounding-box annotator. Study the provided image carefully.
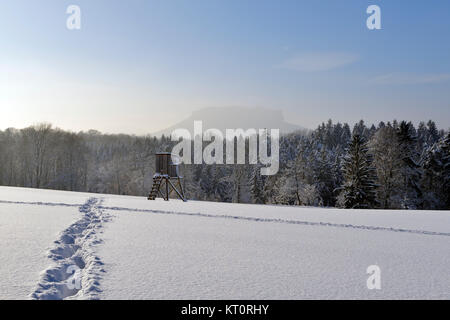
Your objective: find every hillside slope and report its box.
[152,107,306,137]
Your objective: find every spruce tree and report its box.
[339,134,378,209]
[426,120,440,145]
[442,133,450,208]
[397,121,423,209]
[369,126,402,208]
[313,148,336,207]
[249,165,265,204]
[422,132,450,209]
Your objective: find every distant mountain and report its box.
[152,107,305,137]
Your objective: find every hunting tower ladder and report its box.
[148,153,186,202]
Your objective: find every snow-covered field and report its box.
[0,186,449,300]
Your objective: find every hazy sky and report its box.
[1,0,450,134]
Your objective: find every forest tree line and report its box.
[0,119,449,209]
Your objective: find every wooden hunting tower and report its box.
[148,153,186,201]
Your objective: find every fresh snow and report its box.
[0,186,449,300]
[0,198,79,299]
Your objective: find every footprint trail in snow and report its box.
[30,198,111,300]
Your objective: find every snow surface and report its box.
[0,186,449,300]
[0,198,79,299]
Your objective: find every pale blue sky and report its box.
[1,0,449,134]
